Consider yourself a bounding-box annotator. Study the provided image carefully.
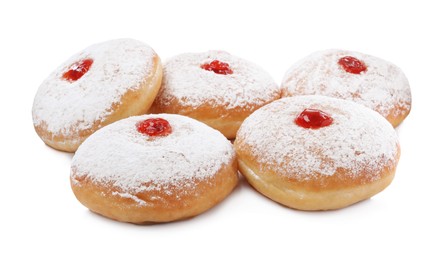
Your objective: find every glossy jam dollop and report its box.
[62,59,94,81]
[295,109,333,129]
[136,118,172,137]
[338,56,367,74]
[201,60,233,75]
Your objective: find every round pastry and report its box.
[32,38,163,152]
[234,95,400,210]
[149,50,281,139]
[281,49,412,127]
[70,114,238,223]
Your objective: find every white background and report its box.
[1,0,434,259]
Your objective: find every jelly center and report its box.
[338,56,367,74]
[136,118,172,137]
[295,109,333,129]
[62,59,94,82]
[201,60,233,75]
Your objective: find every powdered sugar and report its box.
[155,50,280,109]
[32,38,156,135]
[281,49,412,118]
[236,96,399,180]
[111,192,147,206]
[71,114,235,194]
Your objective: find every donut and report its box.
[234,95,400,210]
[70,114,238,223]
[149,50,280,139]
[281,49,412,127]
[32,38,163,152]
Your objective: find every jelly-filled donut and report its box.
[149,50,280,139]
[234,95,400,210]
[71,114,238,223]
[32,38,163,152]
[281,49,411,127]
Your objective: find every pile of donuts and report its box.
[32,39,411,223]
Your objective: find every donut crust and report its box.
[384,104,411,128]
[71,158,238,223]
[34,55,163,152]
[235,139,400,210]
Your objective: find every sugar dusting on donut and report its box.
[236,95,399,181]
[157,50,280,110]
[32,39,156,135]
[71,114,235,195]
[281,49,412,118]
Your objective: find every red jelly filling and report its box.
[338,56,367,74]
[136,118,172,137]
[62,59,94,82]
[201,60,233,75]
[295,109,333,129]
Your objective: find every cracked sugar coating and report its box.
[71,114,235,194]
[236,95,399,181]
[32,38,157,135]
[155,50,280,110]
[281,49,412,123]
